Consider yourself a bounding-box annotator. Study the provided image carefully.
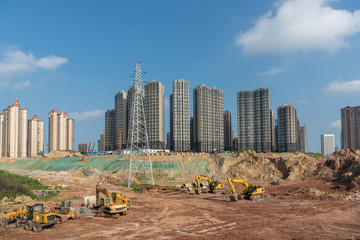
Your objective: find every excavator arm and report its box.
[195,174,213,188]
[96,184,114,205]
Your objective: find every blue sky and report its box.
[1,0,360,153]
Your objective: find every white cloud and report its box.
[13,80,31,89]
[236,0,360,54]
[298,98,307,104]
[69,110,105,121]
[327,120,341,128]
[259,67,285,76]
[325,80,360,93]
[0,45,68,76]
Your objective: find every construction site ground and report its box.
[1,175,360,240]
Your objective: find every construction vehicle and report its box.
[111,192,132,210]
[52,200,79,223]
[0,208,27,228]
[23,203,57,232]
[227,176,265,201]
[95,184,127,218]
[193,174,225,195]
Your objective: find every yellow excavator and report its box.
[95,184,128,218]
[111,192,132,210]
[193,174,225,195]
[0,208,27,228]
[227,176,265,201]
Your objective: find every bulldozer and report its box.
[193,174,225,195]
[95,184,128,218]
[111,192,132,210]
[23,203,57,232]
[0,208,27,228]
[52,200,79,223]
[227,176,265,201]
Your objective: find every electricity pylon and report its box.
[125,60,154,187]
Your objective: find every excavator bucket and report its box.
[194,188,201,195]
[229,194,238,202]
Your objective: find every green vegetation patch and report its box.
[304,152,326,159]
[0,170,48,200]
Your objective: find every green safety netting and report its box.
[0,156,209,174]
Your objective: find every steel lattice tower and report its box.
[125,60,154,187]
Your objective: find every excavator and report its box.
[111,192,132,210]
[227,176,265,201]
[0,208,27,228]
[193,174,225,195]
[95,184,128,218]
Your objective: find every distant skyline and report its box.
[1,0,360,153]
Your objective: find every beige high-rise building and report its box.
[48,109,74,152]
[0,100,28,158]
[144,80,165,149]
[194,85,224,152]
[341,106,360,150]
[27,114,44,157]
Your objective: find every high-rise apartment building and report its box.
[170,79,191,151]
[48,109,74,152]
[276,104,298,152]
[0,100,28,158]
[144,80,164,149]
[341,106,360,150]
[237,88,271,152]
[105,109,115,151]
[27,114,44,157]
[193,85,224,152]
[223,110,232,151]
[115,91,127,150]
[298,126,306,152]
[270,109,276,152]
[321,134,335,156]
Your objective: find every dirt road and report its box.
[1,178,360,240]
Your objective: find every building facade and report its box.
[276,104,298,152]
[270,109,276,152]
[170,79,191,151]
[321,134,335,156]
[193,85,224,152]
[27,114,44,157]
[105,109,115,151]
[48,109,74,152]
[115,91,127,150]
[237,88,271,152]
[0,100,28,158]
[78,142,91,152]
[144,80,165,149]
[223,110,232,151]
[298,126,306,152]
[341,106,360,150]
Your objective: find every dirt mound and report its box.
[209,150,320,182]
[45,150,83,158]
[315,149,360,187]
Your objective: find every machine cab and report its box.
[100,198,111,206]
